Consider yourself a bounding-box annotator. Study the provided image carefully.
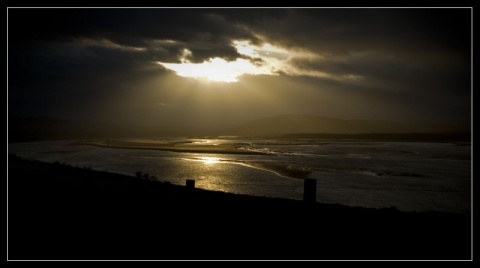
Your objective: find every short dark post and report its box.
[303,179,317,203]
[186,179,195,189]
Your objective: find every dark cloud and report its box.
[8,8,471,128]
[9,9,254,61]
[226,9,470,57]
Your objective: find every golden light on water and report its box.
[199,157,221,164]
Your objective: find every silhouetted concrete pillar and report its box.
[303,179,317,202]
[186,179,195,189]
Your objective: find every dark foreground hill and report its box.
[8,155,471,260]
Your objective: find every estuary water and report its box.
[9,139,471,214]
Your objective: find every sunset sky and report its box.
[8,8,471,128]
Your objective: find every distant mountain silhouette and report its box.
[235,114,462,136]
[8,114,468,142]
[8,115,230,142]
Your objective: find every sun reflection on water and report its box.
[199,157,221,164]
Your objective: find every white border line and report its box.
[6,7,473,261]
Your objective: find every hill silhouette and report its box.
[9,114,469,142]
[8,154,471,260]
[8,115,227,142]
[236,114,463,136]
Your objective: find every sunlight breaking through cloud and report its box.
[158,48,271,82]
[157,40,362,83]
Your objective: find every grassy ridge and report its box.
[8,155,471,260]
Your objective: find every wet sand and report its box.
[79,139,267,155]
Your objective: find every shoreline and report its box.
[77,139,268,155]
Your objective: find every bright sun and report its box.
[159,56,266,83]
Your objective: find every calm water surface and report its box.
[9,139,471,213]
